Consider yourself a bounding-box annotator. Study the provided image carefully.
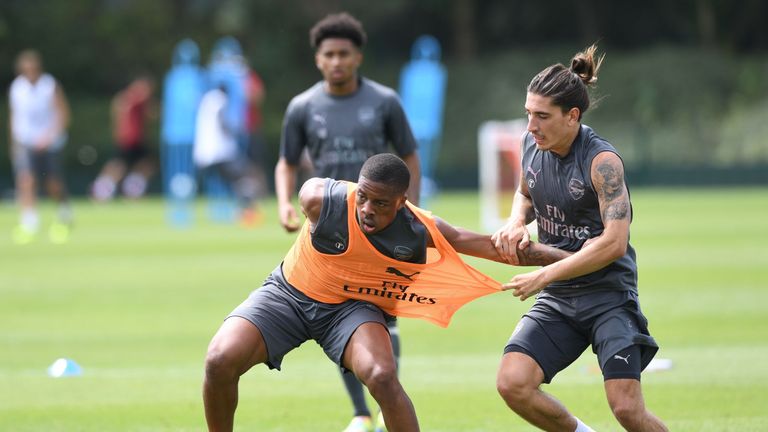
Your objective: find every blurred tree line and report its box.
[1,0,767,192]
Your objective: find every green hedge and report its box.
[2,46,767,194]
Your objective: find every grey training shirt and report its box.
[280,77,418,181]
[521,124,638,297]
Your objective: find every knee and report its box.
[610,399,644,428]
[496,370,534,409]
[17,173,34,188]
[358,363,399,397]
[204,345,241,383]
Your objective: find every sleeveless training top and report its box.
[9,73,65,149]
[521,125,638,297]
[282,181,501,327]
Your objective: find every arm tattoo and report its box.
[604,200,629,221]
[596,159,630,222]
[596,162,623,202]
[516,243,571,266]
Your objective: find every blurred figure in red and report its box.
[233,66,268,226]
[242,67,268,209]
[91,75,156,201]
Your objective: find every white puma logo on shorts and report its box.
[613,354,631,364]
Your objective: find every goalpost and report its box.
[478,119,530,233]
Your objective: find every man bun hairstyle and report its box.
[527,44,604,120]
[310,12,367,50]
[360,154,410,195]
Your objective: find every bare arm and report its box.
[297,177,325,226]
[37,83,70,149]
[275,157,301,232]
[492,169,535,262]
[401,151,421,206]
[434,217,572,265]
[504,151,632,300]
[8,98,13,158]
[54,83,71,132]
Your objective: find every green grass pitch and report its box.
[1,188,767,431]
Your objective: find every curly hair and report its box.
[309,12,367,50]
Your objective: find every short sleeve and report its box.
[384,93,418,157]
[279,98,307,165]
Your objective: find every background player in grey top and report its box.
[492,45,668,431]
[273,13,421,432]
[275,12,421,234]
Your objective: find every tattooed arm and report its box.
[503,151,632,300]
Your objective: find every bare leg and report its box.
[92,159,126,200]
[45,176,69,204]
[496,352,578,431]
[122,157,155,198]
[203,317,268,432]
[132,156,155,179]
[99,159,128,185]
[343,322,418,432]
[16,171,37,215]
[605,379,667,432]
[340,320,400,420]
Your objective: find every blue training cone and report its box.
[47,358,83,378]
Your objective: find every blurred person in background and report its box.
[398,35,447,208]
[274,12,421,432]
[492,45,667,432]
[8,49,72,244]
[204,36,263,225]
[161,38,207,226]
[243,63,269,204]
[194,84,261,225]
[91,75,157,201]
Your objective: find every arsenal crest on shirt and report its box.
[568,178,585,200]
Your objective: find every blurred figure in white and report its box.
[8,49,72,244]
[194,84,261,226]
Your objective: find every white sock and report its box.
[122,173,147,198]
[58,204,73,224]
[92,176,116,201]
[21,209,40,231]
[574,416,596,432]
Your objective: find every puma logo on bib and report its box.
[386,266,420,281]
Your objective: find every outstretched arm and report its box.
[433,217,572,265]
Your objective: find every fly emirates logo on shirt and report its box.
[320,137,369,166]
[342,267,437,305]
[535,204,591,240]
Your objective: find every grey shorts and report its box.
[11,142,64,178]
[504,290,658,383]
[228,270,388,371]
